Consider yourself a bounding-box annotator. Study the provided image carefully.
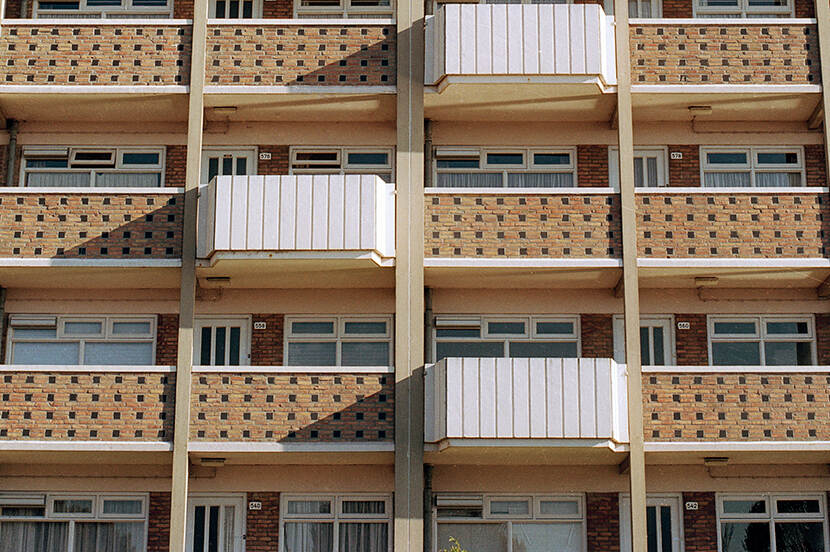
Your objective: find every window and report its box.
[210,0,260,18]
[21,147,165,188]
[709,315,815,366]
[718,494,827,552]
[201,148,256,183]
[609,148,668,188]
[290,147,393,183]
[701,147,804,188]
[296,0,393,18]
[0,493,147,552]
[7,315,155,366]
[433,148,577,189]
[434,494,584,552]
[281,495,392,552]
[695,0,792,17]
[434,316,580,362]
[286,317,392,366]
[33,0,172,18]
[194,318,250,366]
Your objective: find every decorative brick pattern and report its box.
[147,492,171,552]
[205,24,396,86]
[644,372,830,441]
[805,144,827,187]
[816,313,830,366]
[0,24,192,86]
[630,24,819,85]
[246,492,280,552]
[638,192,830,258]
[0,372,175,440]
[257,145,290,175]
[424,193,621,258]
[156,314,179,366]
[667,145,700,187]
[577,145,610,187]
[581,314,613,358]
[586,493,620,552]
[675,314,709,366]
[251,314,285,366]
[165,145,187,188]
[190,372,394,442]
[0,192,184,259]
[682,492,718,552]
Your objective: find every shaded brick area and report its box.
[805,144,828,187]
[577,145,610,187]
[638,192,830,258]
[0,372,175,440]
[0,192,184,259]
[667,145,700,187]
[246,492,280,552]
[661,0,692,17]
[644,372,830,441]
[631,24,819,85]
[257,145,290,175]
[425,193,621,258]
[263,0,293,17]
[190,373,394,442]
[581,314,613,358]
[586,493,620,552]
[173,0,193,19]
[682,492,718,552]
[794,0,814,17]
[817,313,830,365]
[165,145,187,188]
[156,314,179,366]
[148,492,171,552]
[0,24,192,86]
[675,314,708,366]
[251,314,285,366]
[205,24,396,86]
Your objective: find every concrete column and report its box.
[168,3,208,551]
[814,0,830,178]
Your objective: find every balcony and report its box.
[424,4,617,120]
[424,357,629,464]
[197,175,395,287]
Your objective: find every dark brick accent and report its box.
[795,0,814,18]
[173,0,193,18]
[577,145,610,188]
[661,0,693,17]
[682,492,717,552]
[156,314,179,366]
[581,314,613,358]
[147,492,171,552]
[816,313,830,366]
[805,144,827,187]
[675,314,708,366]
[257,146,290,176]
[667,146,700,187]
[263,0,293,17]
[586,492,620,552]
[246,492,280,552]
[165,146,187,188]
[251,314,285,366]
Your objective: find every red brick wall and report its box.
[263,0,293,17]
[667,146,700,187]
[661,0,692,17]
[675,314,708,365]
[173,0,194,18]
[246,492,280,552]
[0,144,7,187]
[257,146,290,176]
[586,493,620,552]
[165,146,187,188]
[805,144,827,187]
[682,492,718,552]
[251,314,285,366]
[816,313,830,365]
[581,314,613,358]
[577,145,609,188]
[148,492,171,552]
[156,314,179,366]
[794,0,815,17]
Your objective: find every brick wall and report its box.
[577,145,609,187]
[638,192,830,258]
[586,493,620,552]
[644,372,830,440]
[581,314,613,358]
[682,492,718,552]
[173,0,193,18]
[667,145,700,187]
[147,492,171,552]
[0,192,184,259]
[661,0,692,17]
[165,146,187,188]
[805,144,827,187]
[0,372,175,440]
[0,144,7,187]
[675,314,708,365]
[205,24,396,86]
[630,23,820,85]
[191,372,394,442]
[246,492,280,552]
[4,0,22,18]
[794,0,814,18]
[156,314,179,366]
[257,146,290,175]
[817,313,830,365]
[425,193,621,258]
[0,24,192,86]
[251,314,284,366]
[263,0,293,17]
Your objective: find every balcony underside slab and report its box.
[425,440,627,465]
[188,445,394,466]
[638,262,830,290]
[0,91,189,123]
[645,444,830,466]
[203,91,396,122]
[0,264,181,289]
[0,444,172,465]
[424,264,622,289]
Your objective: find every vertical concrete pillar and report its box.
[815,0,830,178]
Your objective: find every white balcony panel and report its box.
[425,357,629,444]
[197,175,395,259]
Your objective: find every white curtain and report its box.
[73,522,145,552]
[436,173,503,188]
[755,172,800,187]
[704,172,751,187]
[437,523,508,552]
[0,521,69,552]
[339,523,388,552]
[83,342,154,365]
[284,522,333,552]
[341,342,389,366]
[287,342,337,366]
[507,173,573,188]
[512,523,582,552]
[26,172,91,187]
[95,173,160,188]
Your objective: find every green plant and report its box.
[439,536,469,552]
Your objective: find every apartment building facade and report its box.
[0,0,829,550]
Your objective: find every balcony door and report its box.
[186,496,246,552]
[613,316,674,366]
[201,149,256,184]
[194,318,250,366]
[620,495,683,552]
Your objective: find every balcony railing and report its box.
[425,357,629,444]
[197,175,395,262]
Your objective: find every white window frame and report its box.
[20,146,166,188]
[193,316,252,367]
[201,147,258,184]
[209,0,264,18]
[432,315,581,363]
[609,147,669,188]
[707,314,816,366]
[33,0,173,18]
[285,315,394,367]
[290,146,394,181]
[6,314,157,366]
[295,0,395,19]
[186,494,246,552]
[700,146,805,188]
[280,494,393,552]
[619,493,684,552]
[717,493,829,552]
[605,0,662,17]
[433,147,578,190]
[694,0,793,18]
[613,315,676,366]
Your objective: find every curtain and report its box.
[341,342,389,366]
[339,523,388,552]
[95,173,161,188]
[287,342,337,366]
[73,522,145,552]
[507,173,573,188]
[342,501,386,515]
[101,500,142,515]
[83,342,154,365]
[0,521,68,552]
[512,523,582,552]
[755,172,800,187]
[436,173,503,188]
[436,523,507,552]
[26,172,91,187]
[704,172,751,187]
[284,522,333,552]
[286,501,331,515]
[12,342,80,365]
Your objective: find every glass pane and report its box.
[223,506,235,552]
[757,152,798,165]
[341,342,389,366]
[536,322,574,335]
[286,500,331,515]
[708,152,748,165]
[83,342,153,365]
[660,506,674,552]
[284,522,334,552]
[200,327,212,365]
[338,523,388,552]
[647,506,658,552]
[214,327,226,366]
[12,342,80,365]
[652,327,665,365]
[436,173,503,188]
[235,157,247,176]
[436,328,480,338]
[208,506,219,552]
[437,523,507,552]
[27,172,91,187]
[222,157,233,176]
[287,342,337,366]
[647,157,658,187]
[13,328,57,339]
[342,501,385,514]
[534,153,570,165]
[122,153,160,165]
[723,500,767,515]
[347,152,389,165]
[74,521,145,552]
[435,341,504,360]
[507,173,573,188]
[344,322,387,335]
[775,522,825,552]
[0,521,69,552]
[102,500,143,515]
[488,322,526,335]
[490,500,529,515]
[194,506,205,552]
[208,158,219,181]
[764,342,813,366]
[487,153,523,165]
[712,342,761,365]
[721,522,770,552]
[640,327,651,366]
[229,327,240,366]
[229,0,239,17]
[1,507,46,517]
[436,158,479,169]
[95,173,160,188]
[512,523,582,552]
[756,172,800,187]
[714,322,758,335]
[539,500,579,516]
[508,341,578,358]
[64,321,103,335]
[634,157,645,188]
[243,0,253,17]
[53,499,93,514]
[435,506,483,518]
[26,158,69,168]
[767,322,809,335]
[112,322,152,335]
[704,172,751,187]
[292,322,335,335]
[777,500,821,514]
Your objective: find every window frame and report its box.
[700,146,805,188]
[193,316,252,367]
[294,0,395,19]
[290,146,394,182]
[707,314,816,366]
[433,147,578,190]
[209,0,264,18]
[20,146,166,188]
[285,315,394,367]
[694,0,794,18]
[33,0,173,18]
[609,147,669,188]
